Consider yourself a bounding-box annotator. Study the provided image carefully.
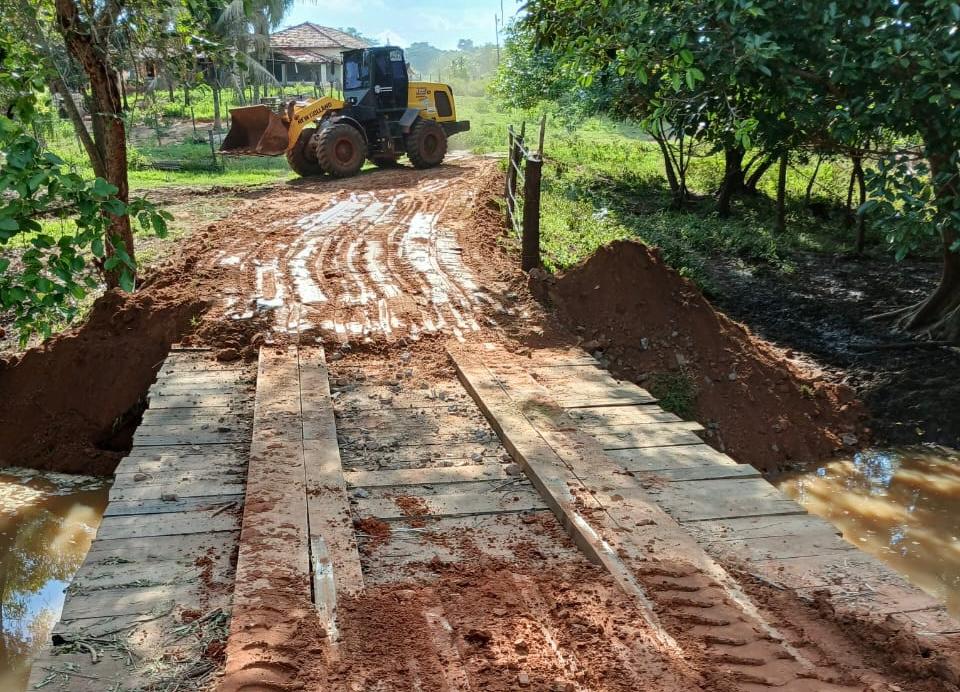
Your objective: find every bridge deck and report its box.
[27,349,255,691]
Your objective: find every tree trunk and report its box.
[888,149,960,341]
[55,0,134,289]
[49,77,104,177]
[716,147,745,217]
[653,133,679,196]
[212,85,222,133]
[854,157,867,253]
[805,154,823,206]
[774,152,788,234]
[745,156,775,194]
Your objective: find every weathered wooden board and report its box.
[133,429,248,445]
[104,492,244,521]
[109,480,244,502]
[95,509,240,540]
[604,443,741,472]
[634,464,761,483]
[124,444,247,460]
[339,441,502,467]
[230,346,311,610]
[645,477,806,522]
[135,417,249,434]
[588,423,705,450]
[113,465,246,491]
[147,393,243,408]
[354,491,546,521]
[566,405,681,427]
[299,348,364,605]
[345,464,509,488]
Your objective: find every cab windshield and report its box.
[343,54,368,90]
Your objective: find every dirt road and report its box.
[7,155,956,690]
[198,152,509,343]
[190,158,956,691]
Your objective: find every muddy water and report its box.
[777,446,960,619]
[0,469,109,690]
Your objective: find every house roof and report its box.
[273,48,336,64]
[270,23,370,50]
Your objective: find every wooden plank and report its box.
[133,429,248,445]
[109,480,244,502]
[84,530,240,560]
[149,382,249,395]
[147,393,242,408]
[59,584,207,621]
[683,514,845,543]
[155,370,249,384]
[354,491,546,521]
[345,464,509,488]
[635,464,761,483]
[139,407,242,423]
[299,348,364,609]
[449,347,684,655]
[589,423,704,450]
[104,484,243,510]
[137,415,250,431]
[646,477,807,522]
[70,542,235,592]
[604,443,741,472]
[223,346,312,685]
[113,465,246,488]
[339,442,502,467]
[95,509,239,540]
[125,444,247,460]
[567,405,681,427]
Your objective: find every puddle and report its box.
[0,469,110,690]
[777,446,960,619]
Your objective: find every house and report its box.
[268,23,371,87]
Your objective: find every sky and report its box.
[280,0,524,50]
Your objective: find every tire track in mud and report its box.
[211,159,506,343]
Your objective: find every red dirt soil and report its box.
[0,288,206,474]
[539,240,868,471]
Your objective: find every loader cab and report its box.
[342,46,409,112]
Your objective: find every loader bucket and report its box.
[221,105,290,156]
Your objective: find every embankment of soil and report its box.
[0,289,206,474]
[540,240,867,471]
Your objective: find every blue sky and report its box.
[281,0,524,50]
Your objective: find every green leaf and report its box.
[91,237,104,258]
[0,217,19,232]
[118,269,135,292]
[679,48,694,65]
[91,177,118,198]
[0,258,9,273]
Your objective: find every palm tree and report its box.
[204,0,293,131]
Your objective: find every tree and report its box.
[0,31,168,343]
[524,0,960,341]
[340,26,376,45]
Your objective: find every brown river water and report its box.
[777,446,960,619]
[0,469,109,690]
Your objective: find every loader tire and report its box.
[316,122,367,178]
[286,127,323,177]
[406,119,447,169]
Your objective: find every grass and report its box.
[646,369,699,419]
[28,85,905,293]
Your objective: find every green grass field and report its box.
[30,88,893,292]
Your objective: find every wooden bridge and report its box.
[28,341,960,690]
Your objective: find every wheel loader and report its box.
[220,46,470,177]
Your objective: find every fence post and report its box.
[505,127,517,227]
[521,154,542,271]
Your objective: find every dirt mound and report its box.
[0,288,206,474]
[543,240,867,471]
